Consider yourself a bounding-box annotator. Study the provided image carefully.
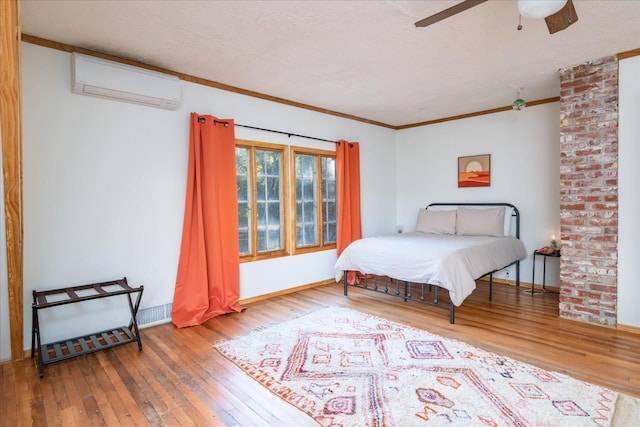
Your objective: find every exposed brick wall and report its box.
[558,55,618,327]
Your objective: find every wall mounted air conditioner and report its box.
[71,53,181,110]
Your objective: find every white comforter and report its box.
[334,232,527,306]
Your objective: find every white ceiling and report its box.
[20,0,640,127]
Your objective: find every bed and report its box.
[334,203,527,323]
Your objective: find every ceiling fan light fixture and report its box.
[512,88,526,111]
[512,98,527,111]
[518,0,567,19]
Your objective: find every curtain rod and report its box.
[207,118,337,144]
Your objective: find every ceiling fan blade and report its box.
[414,0,488,28]
[545,0,578,34]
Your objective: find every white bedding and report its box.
[334,232,527,306]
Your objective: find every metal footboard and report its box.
[343,273,456,323]
[341,266,520,324]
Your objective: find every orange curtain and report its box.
[336,140,362,256]
[171,113,243,328]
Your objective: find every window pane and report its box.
[325,199,336,222]
[295,154,317,247]
[324,222,337,244]
[322,156,337,245]
[303,178,314,200]
[296,179,302,199]
[257,227,267,252]
[257,150,279,175]
[256,200,265,247]
[267,202,280,226]
[256,149,282,253]
[267,176,279,201]
[303,200,315,219]
[296,221,303,238]
[265,150,280,176]
[325,180,336,201]
[256,175,265,201]
[236,147,251,255]
[322,157,335,180]
[323,199,337,244]
[267,228,281,250]
[303,155,314,175]
[304,224,315,244]
[256,150,267,201]
[239,228,250,255]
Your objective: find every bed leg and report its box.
[343,272,348,296]
[403,281,409,302]
[489,272,493,302]
[450,302,455,324]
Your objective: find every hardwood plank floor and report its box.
[1,281,638,426]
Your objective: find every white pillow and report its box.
[415,208,456,234]
[429,205,514,236]
[455,206,505,237]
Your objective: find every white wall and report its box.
[395,103,562,286]
[21,43,396,348]
[618,55,640,328]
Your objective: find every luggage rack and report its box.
[31,277,144,378]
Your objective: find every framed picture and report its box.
[458,154,490,187]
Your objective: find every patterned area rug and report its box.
[214,307,637,426]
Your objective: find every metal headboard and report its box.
[426,202,520,239]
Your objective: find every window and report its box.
[292,147,336,253]
[236,140,289,261]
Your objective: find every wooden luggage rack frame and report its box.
[31,277,144,378]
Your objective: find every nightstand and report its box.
[527,249,561,295]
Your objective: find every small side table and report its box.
[527,249,561,295]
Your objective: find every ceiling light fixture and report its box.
[517,0,567,19]
[512,88,526,111]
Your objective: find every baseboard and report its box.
[617,323,640,334]
[480,277,560,292]
[483,277,523,286]
[135,279,337,324]
[134,279,336,322]
[239,278,335,305]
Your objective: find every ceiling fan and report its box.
[414,0,578,34]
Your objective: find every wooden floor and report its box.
[1,281,639,426]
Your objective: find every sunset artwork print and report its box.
[458,154,490,187]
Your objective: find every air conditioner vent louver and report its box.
[71,53,181,110]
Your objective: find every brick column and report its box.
[558,55,618,327]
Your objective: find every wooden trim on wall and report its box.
[1,0,24,361]
[21,34,570,132]
[21,34,396,130]
[617,47,640,60]
[396,97,561,130]
[238,278,335,306]
[617,323,640,335]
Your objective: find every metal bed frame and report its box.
[342,202,522,324]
